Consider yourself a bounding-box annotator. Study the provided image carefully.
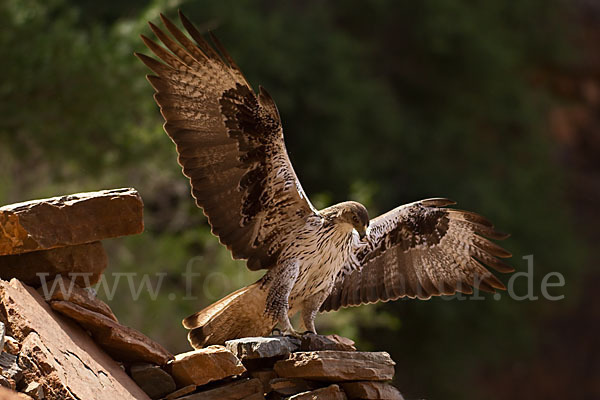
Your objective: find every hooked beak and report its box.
[358,228,367,240]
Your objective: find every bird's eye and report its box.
[353,216,359,223]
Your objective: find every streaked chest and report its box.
[286,220,353,297]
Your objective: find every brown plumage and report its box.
[137,12,513,349]
[183,282,272,348]
[137,12,315,272]
[321,199,512,312]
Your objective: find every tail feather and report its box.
[183,282,275,348]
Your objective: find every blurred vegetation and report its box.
[0,0,587,399]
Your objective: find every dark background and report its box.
[1,0,598,398]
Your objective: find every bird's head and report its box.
[327,201,370,239]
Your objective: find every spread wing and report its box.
[136,12,316,270]
[321,199,513,311]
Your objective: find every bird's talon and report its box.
[271,327,282,336]
[281,329,303,339]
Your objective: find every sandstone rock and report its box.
[49,300,171,365]
[39,276,117,321]
[177,378,263,400]
[300,334,356,352]
[168,346,245,387]
[0,188,143,256]
[129,363,176,399]
[250,370,277,393]
[269,378,318,396]
[0,279,150,399]
[225,336,300,361]
[164,385,196,399]
[288,384,346,400]
[274,351,395,382]
[2,337,18,356]
[0,242,107,287]
[0,386,27,400]
[341,381,404,399]
[22,382,43,400]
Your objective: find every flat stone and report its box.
[129,363,176,399]
[49,300,172,365]
[0,188,143,256]
[300,334,356,352]
[269,378,317,396]
[274,351,395,382]
[0,279,150,399]
[164,385,196,399]
[0,242,107,287]
[0,386,27,400]
[168,346,245,387]
[22,382,43,400]
[38,276,117,321]
[177,378,263,400]
[341,381,404,399]
[225,336,300,361]
[289,384,346,400]
[249,370,277,393]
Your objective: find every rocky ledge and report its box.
[0,189,405,399]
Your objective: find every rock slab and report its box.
[169,346,246,387]
[21,382,43,400]
[225,336,300,360]
[250,370,277,393]
[0,188,143,256]
[289,384,347,400]
[269,377,318,396]
[164,385,196,399]
[0,278,150,400]
[129,363,176,399]
[49,300,172,365]
[0,242,107,287]
[0,386,28,400]
[178,378,263,400]
[274,351,395,382]
[300,334,356,352]
[39,276,117,321]
[341,381,405,399]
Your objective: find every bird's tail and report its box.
[182,281,275,348]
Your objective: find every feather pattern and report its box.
[137,13,515,345]
[321,199,513,312]
[136,12,316,270]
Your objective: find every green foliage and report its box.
[0,0,585,398]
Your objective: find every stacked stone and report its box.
[0,189,174,399]
[0,188,144,286]
[0,189,406,400]
[158,334,404,400]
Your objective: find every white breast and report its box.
[286,220,354,303]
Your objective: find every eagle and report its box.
[136,12,513,349]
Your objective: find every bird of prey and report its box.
[137,12,513,349]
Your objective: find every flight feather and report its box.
[136,12,316,270]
